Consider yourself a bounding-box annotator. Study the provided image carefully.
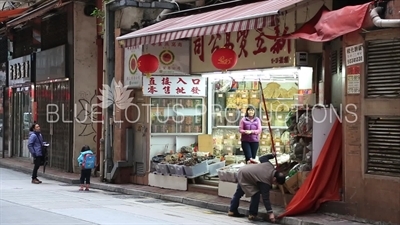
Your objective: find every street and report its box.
[0,167,269,225]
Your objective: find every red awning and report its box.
[117,0,315,47]
[6,0,71,27]
[287,2,372,42]
[0,8,28,23]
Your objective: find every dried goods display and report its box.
[212,80,298,128]
[225,92,237,108]
[210,79,302,167]
[286,108,313,165]
[150,97,204,134]
[151,144,226,178]
[214,93,226,109]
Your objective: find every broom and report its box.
[258,80,287,207]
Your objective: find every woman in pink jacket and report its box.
[239,106,262,162]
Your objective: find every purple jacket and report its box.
[28,131,43,157]
[239,117,262,142]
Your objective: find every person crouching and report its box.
[77,145,95,191]
[228,153,286,222]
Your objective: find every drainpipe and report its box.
[104,2,116,181]
[156,0,205,21]
[96,0,103,177]
[370,7,400,28]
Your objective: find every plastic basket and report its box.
[155,163,170,175]
[184,161,208,178]
[208,161,226,177]
[168,164,177,174]
[175,165,186,176]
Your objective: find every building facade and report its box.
[4,0,98,173]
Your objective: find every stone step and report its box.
[197,178,219,187]
[188,184,218,196]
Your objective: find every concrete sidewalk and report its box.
[0,157,370,225]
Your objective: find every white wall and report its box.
[72,2,98,172]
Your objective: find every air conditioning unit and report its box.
[295,52,308,66]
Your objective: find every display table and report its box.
[218,181,251,202]
[149,173,187,191]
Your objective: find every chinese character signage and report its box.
[143,76,206,96]
[124,46,143,88]
[36,45,66,82]
[8,54,32,86]
[190,18,295,73]
[346,66,361,94]
[345,44,364,66]
[144,40,190,75]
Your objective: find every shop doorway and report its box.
[10,86,32,158]
[36,80,72,172]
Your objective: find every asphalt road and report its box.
[0,167,270,225]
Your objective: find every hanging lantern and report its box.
[137,54,159,78]
[211,47,238,72]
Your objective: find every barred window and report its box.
[366,39,400,98]
[366,117,400,177]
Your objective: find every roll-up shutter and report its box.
[367,117,400,177]
[366,39,400,98]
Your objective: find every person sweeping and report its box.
[228,153,286,222]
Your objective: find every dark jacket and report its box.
[237,154,276,212]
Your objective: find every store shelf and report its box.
[151,133,203,136]
[213,126,287,129]
[262,98,295,101]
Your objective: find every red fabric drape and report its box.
[0,8,28,23]
[279,120,342,218]
[286,2,372,42]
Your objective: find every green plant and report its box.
[90,0,111,32]
[91,7,105,19]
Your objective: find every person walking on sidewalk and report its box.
[228,153,286,223]
[239,106,262,162]
[28,123,45,184]
[77,145,95,191]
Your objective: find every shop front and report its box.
[7,54,34,158]
[0,35,7,156]
[116,0,340,202]
[135,39,209,189]
[0,61,6,156]
[35,44,72,172]
[188,22,329,202]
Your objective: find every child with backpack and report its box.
[77,145,96,191]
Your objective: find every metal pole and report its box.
[259,80,279,169]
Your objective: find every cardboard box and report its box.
[284,174,299,194]
[298,171,310,187]
[198,134,213,154]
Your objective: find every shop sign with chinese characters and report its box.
[143,76,206,97]
[346,66,361,95]
[190,18,295,73]
[144,40,190,75]
[345,44,364,66]
[124,46,143,88]
[8,55,32,86]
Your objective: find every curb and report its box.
[0,160,318,225]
